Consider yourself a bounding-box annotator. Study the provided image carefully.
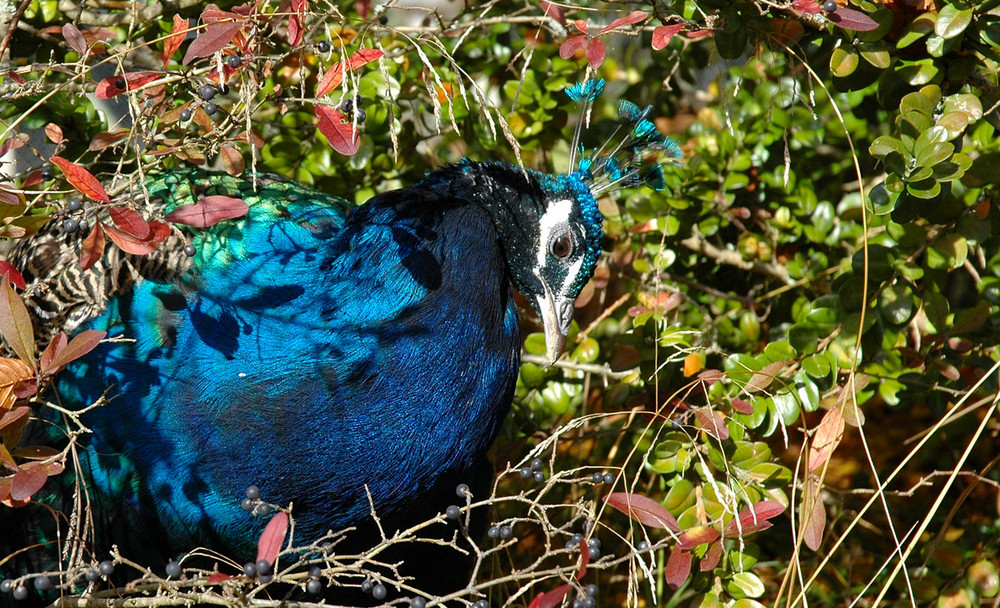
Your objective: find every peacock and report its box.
[0,79,681,605]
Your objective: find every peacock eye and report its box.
[550,233,573,258]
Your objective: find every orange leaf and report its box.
[50,156,109,203]
[39,332,68,373]
[808,407,844,473]
[801,476,825,550]
[316,48,384,98]
[110,206,150,239]
[88,129,130,152]
[219,145,245,176]
[677,525,721,550]
[42,330,106,375]
[165,195,248,228]
[95,72,161,99]
[44,123,63,144]
[104,225,159,255]
[0,281,35,368]
[315,105,360,156]
[695,408,729,441]
[605,492,679,531]
[0,358,33,411]
[163,15,190,66]
[256,511,289,566]
[147,220,172,243]
[81,222,106,270]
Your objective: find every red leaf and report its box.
[147,221,172,243]
[572,19,589,35]
[288,0,307,46]
[0,262,25,289]
[95,72,160,99]
[827,7,880,31]
[316,48,384,98]
[802,477,825,551]
[596,10,647,36]
[539,1,566,26]
[315,105,360,156]
[110,206,150,239]
[585,37,605,69]
[165,195,249,228]
[808,407,844,473]
[164,15,190,66]
[695,408,729,441]
[40,332,68,372]
[792,0,823,14]
[50,156,109,203]
[701,540,723,571]
[182,19,244,65]
[727,501,786,535]
[104,225,159,255]
[6,71,25,85]
[577,537,590,579]
[665,548,691,589]
[0,406,29,435]
[605,492,679,531]
[62,23,87,54]
[88,129,129,151]
[559,34,588,60]
[44,123,63,144]
[256,511,289,566]
[219,145,245,176]
[21,171,43,189]
[10,465,47,501]
[80,222,106,270]
[42,330,106,375]
[652,24,684,50]
[731,399,754,414]
[678,526,721,550]
[528,584,571,608]
[207,573,232,584]
[0,281,35,367]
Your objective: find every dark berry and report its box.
[204,103,218,116]
[258,574,273,584]
[241,497,255,511]
[99,561,114,576]
[165,561,181,578]
[410,597,426,608]
[821,0,837,11]
[637,540,650,551]
[581,598,596,608]
[0,580,12,593]
[12,586,27,601]
[228,55,242,68]
[67,198,82,211]
[246,485,261,499]
[354,108,367,122]
[340,97,354,114]
[361,579,373,593]
[317,40,330,53]
[445,505,461,520]
[308,566,322,579]
[602,473,614,484]
[378,15,388,24]
[455,483,470,498]
[592,472,604,483]
[257,503,272,516]
[585,584,598,597]
[530,457,543,470]
[570,532,584,544]
[179,109,192,121]
[533,471,545,483]
[41,168,54,181]
[572,599,585,608]
[255,560,272,576]
[183,244,197,257]
[372,583,387,600]
[198,84,217,100]
[33,576,50,591]
[487,526,500,539]
[519,467,532,479]
[62,218,79,232]
[473,601,488,608]
[115,77,126,89]
[79,220,90,234]
[588,538,601,550]
[217,83,230,95]
[306,579,323,594]
[588,546,601,559]
[499,525,513,539]
[243,562,256,577]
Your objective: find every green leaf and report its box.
[878,283,917,325]
[935,4,973,39]
[937,111,970,138]
[831,46,859,77]
[900,88,938,116]
[868,182,894,215]
[942,93,983,121]
[728,572,766,599]
[869,135,908,159]
[915,141,954,169]
[927,233,968,270]
[860,44,891,68]
[906,178,942,199]
[896,13,937,48]
[896,59,939,85]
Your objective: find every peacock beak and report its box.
[534,281,573,367]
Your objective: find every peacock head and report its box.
[502,78,683,366]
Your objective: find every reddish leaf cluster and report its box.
[316,48,384,98]
[559,10,647,69]
[79,207,174,270]
[95,72,161,99]
[182,4,251,65]
[165,195,249,229]
[288,0,309,46]
[527,538,591,608]
[50,156,109,203]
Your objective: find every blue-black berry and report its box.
[308,566,322,579]
[445,505,461,520]
[317,40,330,53]
[592,472,604,483]
[115,77,126,89]
[487,526,500,539]
[33,576,51,591]
[499,525,513,539]
[62,218,79,232]
[530,457,543,471]
[533,471,545,483]
[79,220,90,234]
[217,83,230,95]
[821,0,837,11]
[165,561,181,578]
[246,485,260,500]
[99,561,114,576]
[410,597,426,608]
[637,540,650,551]
[0,579,12,593]
[255,560,272,576]
[472,601,488,608]
[258,574,273,584]
[588,538,601,550]
[257,503,272,516]
[41,168,54,181]
[243,562,256,577]
[228,55,242,68]
[585,583,598,597]
[581,598,596,608]
[204,103,218,116]
[372,583,387,600]
[361,579,373,593]
[602,473,614,485]
[198,84,217,100]
[67,198,82,211]
[519,467,532,479]
[456,483,470,498]
[179,109,192,121]
[84,568,99,582]
[306,579,323,594]
[12,586,27,601]
[241,497,255,511]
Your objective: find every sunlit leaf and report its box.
[256,511,289,565]
[527,584,571,608]
[596,10,647,36]
[104,225,159,255]
[0,262,25,290]
[652,24,684,50]
[828,7,880,31]
[585,37,605,69]
[163,14,190,66]
[808,407,844,472]
[316,48,385,97]
[42,330,106,375]
[315,105,361,156]
[10,464,47,501]
[110,206,150,239]
[182,19,244,65]
[80,222,106,270]
[605,492,680,531]
[165,195,249,228]
[0,281,35,368]
[50,156,109,203]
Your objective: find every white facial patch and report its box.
[536,199,586,298]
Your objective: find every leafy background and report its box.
[1,0,1000,606]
